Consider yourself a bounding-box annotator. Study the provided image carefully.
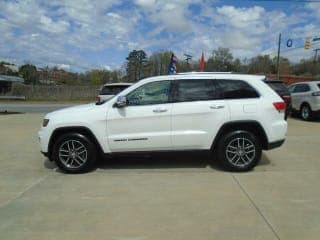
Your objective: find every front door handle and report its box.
[153,108,168,113]
[210,105,225,109]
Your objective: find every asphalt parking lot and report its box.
[0,113,320,240]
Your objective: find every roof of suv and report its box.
[139,72,266,84]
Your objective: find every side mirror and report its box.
[114,96,127,108]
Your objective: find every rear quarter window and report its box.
[215,80,259,99]
[267,82,288,92]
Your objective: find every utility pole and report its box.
[276,33,281,80]
[314,48,320,62]
[184,54,192,64]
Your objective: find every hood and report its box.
[46,103,96,118]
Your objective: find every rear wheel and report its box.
[216,130,262,172]
[52,133,97,173]
[300,104,312,121]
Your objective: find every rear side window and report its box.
[172,79,218,102]
[215,80,259,99]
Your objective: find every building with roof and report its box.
[0,75,24,94]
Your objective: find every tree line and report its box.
[1,48,320,85]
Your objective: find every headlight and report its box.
[43,119,49,127]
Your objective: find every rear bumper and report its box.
[265,139,285,150]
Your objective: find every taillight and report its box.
[312,91,320,96]
[273,102,286,112]
[96,96,101,103]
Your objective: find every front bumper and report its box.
[41,151,49,158]
[265,139,285,150]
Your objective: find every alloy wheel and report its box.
[226,137,256,167]
[58,140,88,169]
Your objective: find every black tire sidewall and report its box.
[52,133,96,173]
[300,105,312,121]
[217,130,262,172]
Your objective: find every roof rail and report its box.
[177,72,233,75]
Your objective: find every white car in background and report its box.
[289,81,320,120]
[97,83,132,103]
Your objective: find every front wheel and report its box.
[216,130,262,172]
[52,133,97,173]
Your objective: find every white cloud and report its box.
[134,0,193,32]
[306,3,320,20]
[134,0,156,10]
[39,15,69,33]
[216,6,265,30]
[0,0,319,71]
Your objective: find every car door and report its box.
[106,80,173,152]
[171,79,229,150]
[290,84,310,110]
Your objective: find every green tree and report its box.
[148,51,174,76]
[126,50,148,82]
[247,55,274,74]
[206,48,234,71]
[292,58,320,77]
[19,64,39,85]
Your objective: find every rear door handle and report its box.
[210,105,225,109]
[153,108,168,113]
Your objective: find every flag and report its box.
[199,52,205,72]
[168,53,178,74]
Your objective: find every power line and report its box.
[264,41,320,55]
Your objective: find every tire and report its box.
[216,130,262,172]
[52,133,97,173]
[300,104,312,121]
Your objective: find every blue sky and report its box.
[0,0,320,72]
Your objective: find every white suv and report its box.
[38,73,287,173]
[289,81,320,120]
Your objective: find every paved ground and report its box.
[0,102,81,113]
[0,113,320,239]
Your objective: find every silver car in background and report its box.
[289,81,320,120]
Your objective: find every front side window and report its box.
[172,79,217,102]
[215,80,259,99]
[126,81,170,106]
